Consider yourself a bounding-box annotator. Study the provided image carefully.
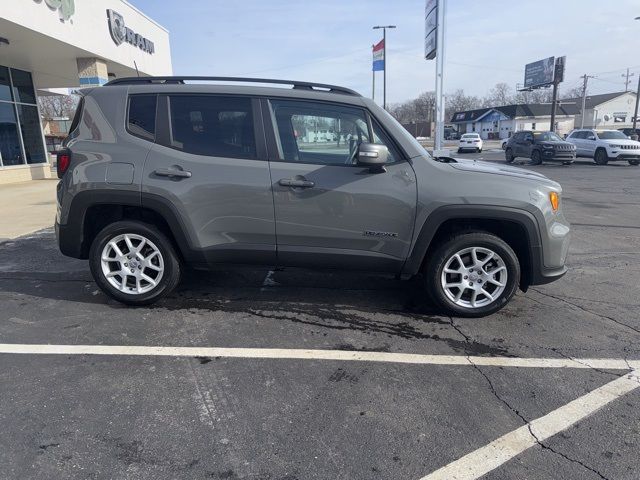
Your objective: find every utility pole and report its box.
[549,57,566,133]
[622,68,635,92]
[580,74,595,129]
[633,75,640,131]
[373,25,396,110]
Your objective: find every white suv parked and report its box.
[566,129,640,166]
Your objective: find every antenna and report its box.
[133,61,140,77]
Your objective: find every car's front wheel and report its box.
[424,233,520,317]
[594,148,609,165]
[530,150,542,165]
[629,159,639,166]
[89,221,181,305]
[505,148,515,163]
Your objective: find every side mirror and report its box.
[588,135,596,141]
[357,143,388,172]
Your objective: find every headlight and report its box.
[610,144,622,149]
[542,144,554,149]
[549,191,560,212]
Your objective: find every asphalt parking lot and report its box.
[1,151,639,479]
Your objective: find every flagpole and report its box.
[383,28,387,109]
[372,45,375,100]
[373,25,396,110]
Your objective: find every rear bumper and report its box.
[56,220,84,259]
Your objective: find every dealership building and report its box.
[0,0,172,183]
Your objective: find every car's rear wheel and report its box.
[424,233,520,318]
[629,159,639,166]
[594,148,609,165]
[505,148,515,163]
[531,150,542,165]
[89,221,181,305]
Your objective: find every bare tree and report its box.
[38,94,79,119]
[560,85,585,100]
[482,82,514,107]
[446,89,481,121]
[388,91,436,124]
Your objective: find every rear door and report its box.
[522,132,534,158]
[264,98,417,272]
[142,93,276,266]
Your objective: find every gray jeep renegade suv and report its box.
[55,76,570,317]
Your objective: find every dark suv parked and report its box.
[505,131,575,165]
[55,76,570,317]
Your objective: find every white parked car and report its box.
[566,129,640,166]
[458,133,483,153]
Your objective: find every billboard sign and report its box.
[524,57,555,89]
[424,0,437,60]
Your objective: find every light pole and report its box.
[373,25,396,110]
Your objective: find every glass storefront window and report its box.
[0,103,23,166]
[0,66,12,102]
[16,104,46,164]
[10,69,37,105]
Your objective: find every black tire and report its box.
[478,148,482,153]
[502,142,507,150]
[530,150,542,165]
[89,221,181,306]
[629,159,639,166]
[594,148,608,165]
[505,148,515,163]
[423,232,520,318]
[457,148,462,153]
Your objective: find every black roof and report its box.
[451,102,581,123]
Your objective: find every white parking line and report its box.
[420,371,640,480]
[0,343,637,370]
[1,342,636,479]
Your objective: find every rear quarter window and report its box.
[127,94,158,141]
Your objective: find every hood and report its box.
[600,138,640,146]
[447,157,559,187]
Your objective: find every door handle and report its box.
[279,178,315,188]
[154,167,192,178]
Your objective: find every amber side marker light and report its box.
[549,191,560,212]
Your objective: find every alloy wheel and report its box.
[440,246,507,309]
[100,233,164,295]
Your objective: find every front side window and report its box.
[270,99,398,165]
[128,95,157,141]
[168,95,256,158]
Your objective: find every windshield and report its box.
[533,131,563,142]
[462,134,479,139]
[598,130,627,140]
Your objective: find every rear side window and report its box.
[67,96,84,137]
[128,95,157,141]
[167,95,256,158]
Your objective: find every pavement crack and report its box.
[459,325,615,480]
[530,425,609,480]
[530,287,640,336]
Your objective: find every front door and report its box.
[142,94,276,266]
[264,99,417,272]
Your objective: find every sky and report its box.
[128,0,640,105]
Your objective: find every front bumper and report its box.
[541,149,576,162]
[607,150,640,161]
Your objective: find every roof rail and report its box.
[104,76,360,96]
